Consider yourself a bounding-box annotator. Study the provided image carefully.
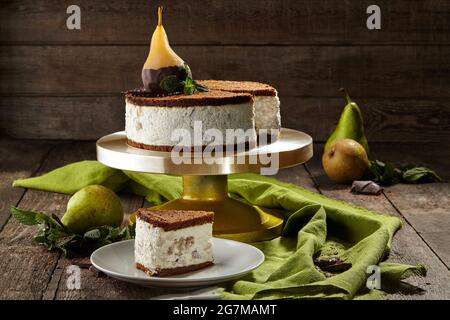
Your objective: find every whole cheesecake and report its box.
[199,80,281,138]
[125,90,256,151]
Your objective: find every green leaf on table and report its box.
[83,228,102,240]
[12,206,136,257]
[402,167,443,183]
[370,160,443,186]
[47,228,72,241]
[10,206,43,225]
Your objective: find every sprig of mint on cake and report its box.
[141,7,208,95]
[160,64,209,95]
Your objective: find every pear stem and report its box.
[339,87,352,104]
[158,6,163,26]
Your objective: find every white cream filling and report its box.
[253,95,281,133]
[125,101,256,147]
[135,218,213,272]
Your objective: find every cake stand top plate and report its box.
[96,128,313,175]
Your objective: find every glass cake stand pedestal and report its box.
[96,128,313,243]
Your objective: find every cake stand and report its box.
[96,128,313,242]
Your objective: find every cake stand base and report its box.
[132,175,284,243]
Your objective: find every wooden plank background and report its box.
[0,0,449,143]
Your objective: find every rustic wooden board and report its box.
[1,140,448,299]
[384,184,450,269]
[0,139,54,231]
[1,0,450,45]
[2,45,450,99]
[43,194,167,300]
[0,140,164,299]
[276,164,317,192]
[1,96,448,143]
[367,142,450,269]
[0,141,93,299]
[304,144,450,299]
[369,142,450,180]
[0,97,125,140]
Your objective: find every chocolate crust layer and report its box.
[127,138,251,152]
[137,209,214,231]
[136,261,213,277]
[125,90,252,107]
[198,80,277,96]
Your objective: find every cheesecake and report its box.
[135,209,214,277]
[125,90,256,151]
[199,80,281,138]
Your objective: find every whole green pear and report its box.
[324,89,369,155]
[61,185,124,234]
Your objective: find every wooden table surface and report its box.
[0,139,449,300]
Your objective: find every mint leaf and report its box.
[160,64,208,95]
[370,160,443,185]
[193,80,209,92]
[11,207,41,225]
[184,77,208,95]
[83,228,102,239]
[13,206,136,256]
[402,167,443,183]
[160,75,184,93]
[183,77,196,95]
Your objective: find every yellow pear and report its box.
[61,185,124,234]
[322,139,370,184]
[142,6,187,91]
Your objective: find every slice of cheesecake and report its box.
[199,80,281,138]
[135,209,214,277]
[125,90,256,151]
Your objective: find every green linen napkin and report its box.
[13,161,426,299]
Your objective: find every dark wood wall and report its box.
[1,0,449,143]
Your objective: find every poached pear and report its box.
[142,6,188,92]
[322,139,370,184]
[324,88,369,154]
[61,185,124,234]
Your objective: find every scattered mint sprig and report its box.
[159,64,208,95]
[370,160,443,186]
[11,206,135,257]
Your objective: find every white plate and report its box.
[90,238,264,288]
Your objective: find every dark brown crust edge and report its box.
[137,209,214,231]
[127,138,252,152]
[198,80,277,97]
[136,261,213,277]
[125,90,252,107]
